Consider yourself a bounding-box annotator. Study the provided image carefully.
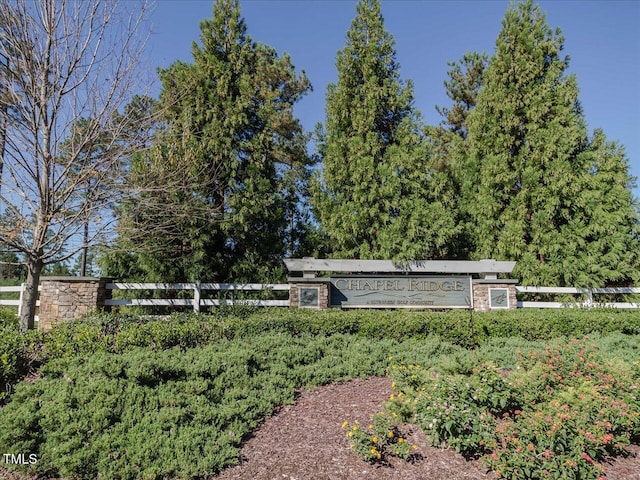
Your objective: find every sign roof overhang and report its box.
[284,258,516,275]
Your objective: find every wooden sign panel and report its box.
[330,275,472,309]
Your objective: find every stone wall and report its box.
[472,280,518,312]
[38,277,110,331]
[289,281,329,309]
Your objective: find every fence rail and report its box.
[0,285,23,307]
[516,286,640,309]
[2,283,639,317]
[0,285,42,324]
[104,282,290,312]
[0,285,41,315]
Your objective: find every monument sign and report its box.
[330,275,472,308]
[284,259,517,311]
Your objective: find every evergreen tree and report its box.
[464,0,639,286]
[435,52,488,139]
[314,0,456,260]
[0,250,25,283]
[99,96,182,282]
[428,52,488,258]
[112,0,312,282]
[576,130,640,285]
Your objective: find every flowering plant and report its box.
[342,412,416,463]
[347,338,639,480]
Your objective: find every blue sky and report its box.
[148,0,640,198]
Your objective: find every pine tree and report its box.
[464,0,639,286]
[435,52,488,139]
[428,52,488,258]
[113,0,312,282]
[314,0,455,260]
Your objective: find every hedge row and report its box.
[232,308,640,344]
[3,307,640,404]
[42,307,640,354]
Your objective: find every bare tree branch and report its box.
[0,0,152,329]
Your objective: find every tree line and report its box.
[1,0,638,329]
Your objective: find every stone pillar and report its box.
[289,279,330,309]
[38,277,111,331]
[472,279,518,312]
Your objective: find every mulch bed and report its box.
[2,376,638,479]
[213,376,640,480]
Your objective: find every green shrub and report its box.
[34,308,640,362]
[472,308,640,339]
[342,413,415,463]
[0,306,18,325]
[1,307,638,404]
[39,312,230,358]
[2,308,640,477]
[0,322,43,403]
[0,333,440,479]
[408,363,514,457]
[3,308,639,405]
[238,308,640,344]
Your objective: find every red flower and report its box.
[581,452,595,464]
[600,434,614,444]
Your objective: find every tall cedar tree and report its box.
[114,0,311,282]
[576,130,640,286]
[464,0,639,286]
[314,0,455,260]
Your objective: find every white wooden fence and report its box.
[516,286,640,309]
[2,283,639,316]
[87,283,640,311]
[0,284,40,318]
[104,282,290,312]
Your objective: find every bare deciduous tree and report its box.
[0,0,151,330]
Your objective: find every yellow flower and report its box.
[368,424,374,430]
[348,432,353,438]
[390,394,395,400]
[398,438,404,443]
[342,421,349,429]
[370,447,377,454]
[372,436,378,443]
[388,431,394,438]
[413,445,418,450]
[391,381,397,389]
